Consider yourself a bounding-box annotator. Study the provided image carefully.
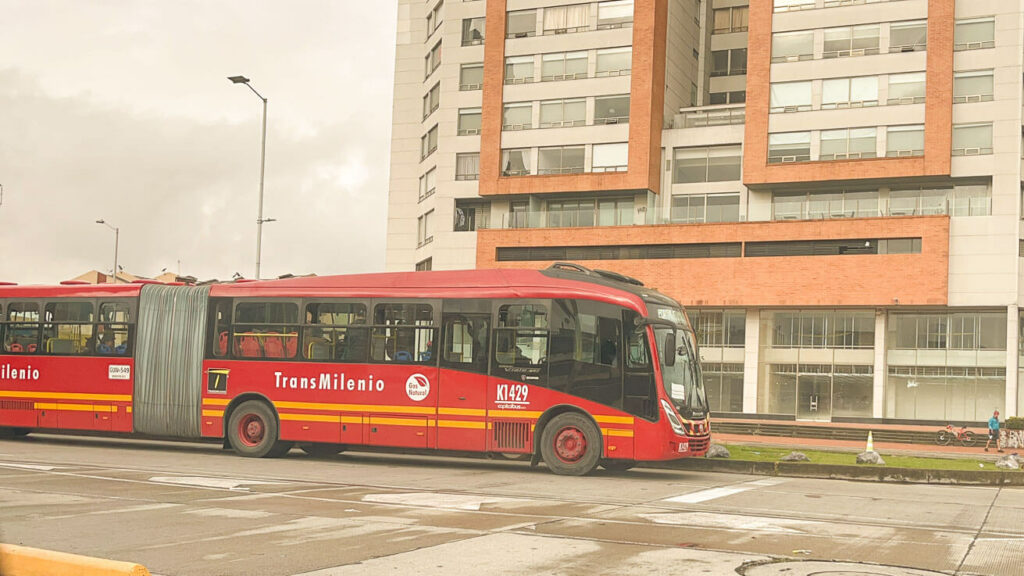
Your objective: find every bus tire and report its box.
[600,459,636,472]
[540,412,601,476]
[300,443,346,457]
[228,400,292,458]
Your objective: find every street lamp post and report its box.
[228,75,273,280]
[95,219,119,283]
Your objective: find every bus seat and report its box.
[307,341,331,360]
[115,344,128,355]
[27,343,37,353]
[217,331,229,356]
[285,333,297,357]
[236,335,262,358]
[8,342,23,353]
[263,333,285,358]
[395,350,413,361]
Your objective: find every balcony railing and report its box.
[676,104,745,128]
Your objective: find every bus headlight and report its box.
[660,399,686,436]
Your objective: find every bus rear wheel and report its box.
[540,412,601,476]
[228,400,292,458]
[300,443,346,457]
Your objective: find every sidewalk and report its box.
[713,431,1009,460]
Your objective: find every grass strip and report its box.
[723,444,1019,472]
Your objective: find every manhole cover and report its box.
[742,560,949,576]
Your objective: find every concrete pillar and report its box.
[1007,304,1019,418]
[743,308,760,414]
[873,309,886,419]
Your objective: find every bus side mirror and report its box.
[663,332,676,367]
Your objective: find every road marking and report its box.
[639,511,819,534]
[0,462,58,471]
[362,492,515,511]
[148,476,282,491]
[663,478,786,504]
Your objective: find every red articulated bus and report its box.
[0,264,710,475]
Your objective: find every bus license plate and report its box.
[677,442,689,453]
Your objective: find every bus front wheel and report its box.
[540,412,601,476]
[228,400,293,458]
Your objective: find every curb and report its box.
[655,458,1024,485]
[0,544,150,576]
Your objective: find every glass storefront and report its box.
[703,363,744,413]
[690,309,745,413]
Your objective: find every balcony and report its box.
[675,104,745,129]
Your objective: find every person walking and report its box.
[985,410,1003,452]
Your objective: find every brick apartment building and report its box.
[385,0,1023,424]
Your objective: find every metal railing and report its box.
[677,104,745,128]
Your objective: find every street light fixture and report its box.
[95,219,119,284]
[228,75,272,279]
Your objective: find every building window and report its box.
[539,98,585,128]
[709,91,746,105]
[424,41,442,79]
[538,145,585,175]
[460,63,483,90]
[885,125,924,157]
[597,0,634,29]
[952,123,993,156]
[889,187,949,216]
[501,148,531,176]
[415,258,432,271]
[594,95,629,124]
[509,201,529,229]
[595,47,632,77]
[703,363,745,413]
[711,48,746,77]
[542,51,588,81]
[422,82,440,120]
[773,190,879,220]
[768,133,811,164]
[426,1,443,38]
[692,310,746,348]
[889,20,927,53]
[889,312,1005,351]
[819,128,877,160]
[461,17,485,46]
[955,17,995,51]
[774,0,814,12]
[457,108,482,135]
[420,125,438,160]
[543,3,589,34]
[502,102,533,131]
[953,70,994,103]
[673,146,742,183]
[454,199,490,231]
[887,72,926,105]
[598,197,634,226]
[888,180,991,217]
[592,142,628,173]
[823,25,879,58]
[505,56,535,84]
[771,31,813,63]
[950,183,991,216]
[547,199,595,228]
[506,9,537,38]
[417,210,434,247]
[712,6,748,34]
[771,311,875,349]
[769,81,811,113]
[821,76,878,109]
[671,194,740,224]
[455,153,480,181]
[418,167,436,201]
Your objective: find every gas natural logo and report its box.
[405,373,430,402]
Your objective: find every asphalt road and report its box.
[0,434,1022,576]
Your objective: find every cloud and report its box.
[0,1,398,284]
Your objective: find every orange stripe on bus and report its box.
[438,407,487,417]
[202,410,225,418]
[2,391,132,402]
[275,401,437,416]
[369,416,428,427]
[602,428,634,438]
[437,420,486,430]
[33,403,117,413]
[488,410,543,419]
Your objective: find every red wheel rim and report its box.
[238,414,265,447]
[553,426,586,463]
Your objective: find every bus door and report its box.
[437,310,490,451]
[488,301,550,455]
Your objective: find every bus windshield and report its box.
[648,306,708,419]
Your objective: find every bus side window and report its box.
[209,300,231,358]
[98,302,133,356]
[43,301,93,356]
[624,311,656,420]
[4,302,40,354]
[302,302,367,362]
[370,303,435,365]
[232,301,299,360]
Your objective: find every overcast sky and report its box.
[0,0,398,284]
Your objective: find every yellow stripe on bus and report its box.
[594,415,634,425]
[437,407,486,417]
[602,428,634,438]
[437,420,486,429]
[33,403,117,413]
[280,413,339,423]
[2,390,132,402]
[202,398,231,406]
[369,416,428,427]
[488,410,543,419]
[202,410,225,418]
[275,401,437,416]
